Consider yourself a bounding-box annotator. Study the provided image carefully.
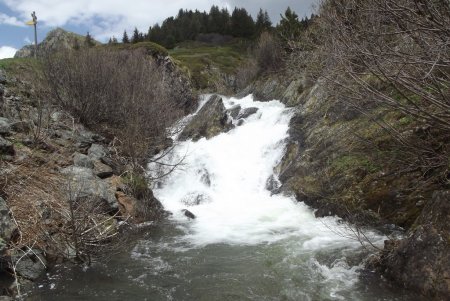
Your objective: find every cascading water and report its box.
[30,95,425,301]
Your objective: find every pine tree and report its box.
[108,37,113,45]
[85,32,95,47]
[111,36,118,44]
[230,7,255,38]
[256,8,272,34]
[122,30,130,43]
[277,7,302,41]
[132,27,140,43]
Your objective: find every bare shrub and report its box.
[235,58,258,90]
[43,48,184,167]
[254,31,284,74]
[288,0,450,183]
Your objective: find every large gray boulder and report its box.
[60,166,118,211]
[179,95,232,141]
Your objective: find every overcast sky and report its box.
[0,0,318,59]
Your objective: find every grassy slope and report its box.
[169,39,250,91]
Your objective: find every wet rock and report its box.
[11,249,47,281]
[60,166,118,211]
[226,104,241,118]
[265,175,281,194]
[0,197,17,253]
[73,152,94,169]
[88,143,108,160]
[179,95,232,141]
[94,160,113,179]
[237,107,258,119]
[378,191,450,298]
[0,137,14,155]
[0,117,11,135]
[182,209,196,219]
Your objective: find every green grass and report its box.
[170,45,246,74]
[168,39,250,89]
[331,154,380,174]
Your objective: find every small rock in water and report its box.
[182,209,196,219]
[226,105,241,119]
[237,107,258,119]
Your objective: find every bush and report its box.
[254,31,284,73]
[43,48,183,165]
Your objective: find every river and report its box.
[29,95,425,301]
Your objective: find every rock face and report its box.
[15,28,100,58]
[60,166,118,211]
[179,95,232,141]
[378,191,450,298]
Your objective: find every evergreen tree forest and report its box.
[115,6,315,49]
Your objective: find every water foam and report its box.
[148,94,385,295]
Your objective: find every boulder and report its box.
[60,166,118,211]
[0,197,17,253]
[237,107,258,119]
[378,190,450,298]
[73,152,94,169]
[94,160,113,179]
[179,95,232,141]
[0,117,11,135]
[11,249,47,281]
[0,137,14,156]
[88,143,108,160]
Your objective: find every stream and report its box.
[29,95,425,301]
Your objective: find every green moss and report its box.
[331,154,380,174]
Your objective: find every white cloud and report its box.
[0,12,25,27]
[2,0,316,41]
[0,46,17,59]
